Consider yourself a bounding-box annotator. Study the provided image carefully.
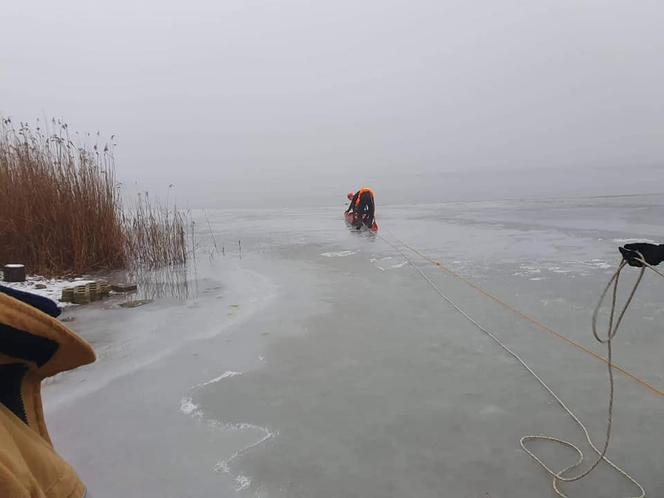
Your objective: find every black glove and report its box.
[619,242,664,267]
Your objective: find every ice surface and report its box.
[44,194,664,498]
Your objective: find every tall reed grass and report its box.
[123,192,187,269]
[0,118,187,276]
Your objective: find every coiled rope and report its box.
[378,233,661,497]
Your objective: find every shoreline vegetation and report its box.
[0,117,187,278]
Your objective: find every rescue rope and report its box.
[388,234,664,398]
[378,233,658,497]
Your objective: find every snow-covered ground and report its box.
[2,276,95,307]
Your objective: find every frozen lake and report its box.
[45,194,664,497]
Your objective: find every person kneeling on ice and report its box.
[0,286,95,498]
[345,188,377,231]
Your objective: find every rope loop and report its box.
[379,232,663,497]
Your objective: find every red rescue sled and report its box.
[344,211,378,233]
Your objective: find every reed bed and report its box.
[0,118,187,276]
[122,192,187,270]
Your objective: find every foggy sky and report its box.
[2,0,663,207]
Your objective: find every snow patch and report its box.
[2,276,96,307]
[320,251,356,258]
[369,258,386,271]
[180,372,275,493]
[547,266,572,274]
[614,238,658,245]
[179,397,202,418]
[234,475,251,491]
[370,256,405,271]
[587,259,612,270]
[213,423,275,481]
[198,371,242,388]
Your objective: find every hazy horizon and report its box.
[3,0,663,207]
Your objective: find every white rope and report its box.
[379,234,657,498]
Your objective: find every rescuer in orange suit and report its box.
[345,188,375,229]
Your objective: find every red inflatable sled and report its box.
[344,211,378,233]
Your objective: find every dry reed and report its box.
[0,118,187,276]
[122,192,187,270]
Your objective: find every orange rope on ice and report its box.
[379,233,650,497]
[388,233,664,398]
